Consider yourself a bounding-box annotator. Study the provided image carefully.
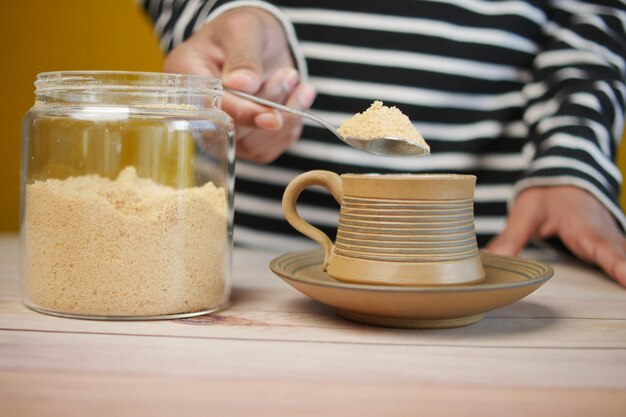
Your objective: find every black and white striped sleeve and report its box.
[138,0,307,76]
[515,0,626,228]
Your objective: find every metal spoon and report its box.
[225,88,430,157]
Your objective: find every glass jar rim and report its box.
[34,71,223,96]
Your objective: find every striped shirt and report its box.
[141,0,626,251]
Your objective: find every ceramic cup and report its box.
[282,170,485,286]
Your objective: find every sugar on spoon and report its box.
[226,88,430,157]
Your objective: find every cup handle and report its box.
[282,170,343,270]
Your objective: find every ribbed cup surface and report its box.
[335,196,479,262]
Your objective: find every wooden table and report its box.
[1,233,625,416]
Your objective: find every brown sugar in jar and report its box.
[24,167,227,317]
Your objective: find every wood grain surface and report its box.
[1,234,625,416]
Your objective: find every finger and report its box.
[537,217,559,238]
[236,119,302,163]
[219,15,266,92]
[221,67,299,130]
[252,80,315,128]
[256,67,300,103]
[247,67,300,130]
[564,218,626,268]
[235,129,289,162]
[484,199,545,256]
[241,84,315,162]
[557,222,595,263]
[166,47,280,129]
[234,82,315,162]
[286,82,317,111]
[574,230,626,286]
[254,112,284,130]
[224,63,314,130]
[163,41,223,77]
[222,93,281,129]
[614,258,626,287]
[552,196,622,265]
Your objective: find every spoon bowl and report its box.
[342,136,429,157]
[226,88,430,157]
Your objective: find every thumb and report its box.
[484,196,545,256]
[222,51,264,93]
[219,16,266,93]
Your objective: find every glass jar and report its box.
[20,71,234,320]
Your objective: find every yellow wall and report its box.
[0,1,625,231]
[0,0,163,231]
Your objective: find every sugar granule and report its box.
[24,166,228,317]
[338,101,430,151]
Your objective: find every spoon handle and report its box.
[225,88,344,141]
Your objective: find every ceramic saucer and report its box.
[269,250,553,329]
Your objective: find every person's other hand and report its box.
[484,186,626,287]
[163,7,316,163]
